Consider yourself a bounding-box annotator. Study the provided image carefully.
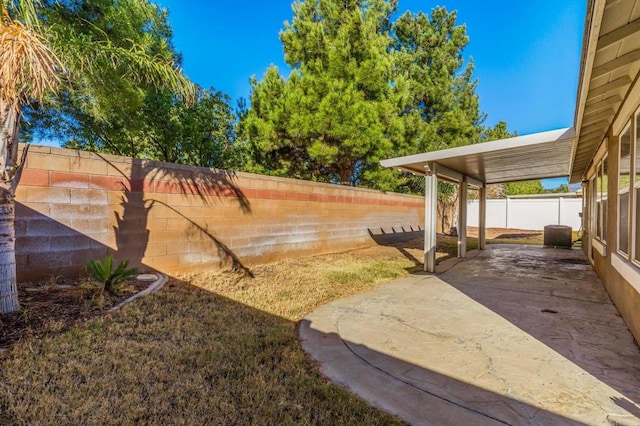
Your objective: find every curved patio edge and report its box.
[298,274,503,426]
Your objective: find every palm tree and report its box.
[0,0,193,314]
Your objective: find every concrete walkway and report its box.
[299,245,640,425]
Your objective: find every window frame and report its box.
[595,155,607,244]
[632,109,640,266]
[618,123,632,257]
[589,174,597,261]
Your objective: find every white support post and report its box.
[479,184,486,250]
[558,197,564,225]
[424,163,438,272]
[458,176,468,258]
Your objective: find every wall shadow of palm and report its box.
[97,154,252,275]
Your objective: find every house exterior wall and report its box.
[15,145,424,281]
[583,98,640,343]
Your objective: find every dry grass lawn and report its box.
[0,246,419,425]
[0,230,558,424]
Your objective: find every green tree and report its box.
[552,183,570,193]
[143,87,239,169]
[504,180,546,196]
[242,2,488,193]
[54,86,240,169]
[0,0,192,314]
[392,6,485,217]
[482,120,516,141]
[24,0,207,161]
[393,7,484,154]
[241,0,403,188]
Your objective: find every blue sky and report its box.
[36,1,586,189]
[157,0,585,133]
[156,0,586,189]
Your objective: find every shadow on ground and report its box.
[0,279,401,424]
[6,220,640,424]
[442,246,640,406]
[300,245,640,425]
[302,325,595,425]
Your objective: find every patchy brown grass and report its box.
[0,245,420,425]
[187,247,418,321]
[0,229,561,424]
[0,281,405,425]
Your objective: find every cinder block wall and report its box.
[15,145,425,281]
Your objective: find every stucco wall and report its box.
[584,117,640,345]
[15,145,425,281]
[603,133,640,342]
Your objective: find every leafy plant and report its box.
[87,255,139,296]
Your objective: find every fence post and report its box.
[505,198,510,228]
[558,197,564,225]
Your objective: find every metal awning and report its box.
[376,0,640,272]
[380,127,576,273]
[380,127,576,185]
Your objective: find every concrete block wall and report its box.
[15,145,424,281]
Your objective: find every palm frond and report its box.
[0,19,60,104]
[48,20,195,105]
[1,0,43,31]
[107,43,195,105]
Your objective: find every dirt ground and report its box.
[0,276,149,351]
[466,227,543,240]
[0,227,543,352]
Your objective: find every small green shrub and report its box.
[87,255,139,296]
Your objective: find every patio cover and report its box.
[380,127,576,272]
[380,127,576,185]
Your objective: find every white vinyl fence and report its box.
[467,198,583,231]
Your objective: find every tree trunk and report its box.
[0,201,18,313]
[0,99,25,314]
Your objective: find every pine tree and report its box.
[241,0,402,187]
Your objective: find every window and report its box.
[596,156,607,242]
[635,112,640,263]
[619,125,631,254]
[613,107,640,267]
[590,175,597,260]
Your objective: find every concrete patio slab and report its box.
[299,245,640,425]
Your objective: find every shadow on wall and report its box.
[103,155,252,275]
[15,203,110,281]
[144,198,254,277]
[367,226,423,246]
[16,154,253,281]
